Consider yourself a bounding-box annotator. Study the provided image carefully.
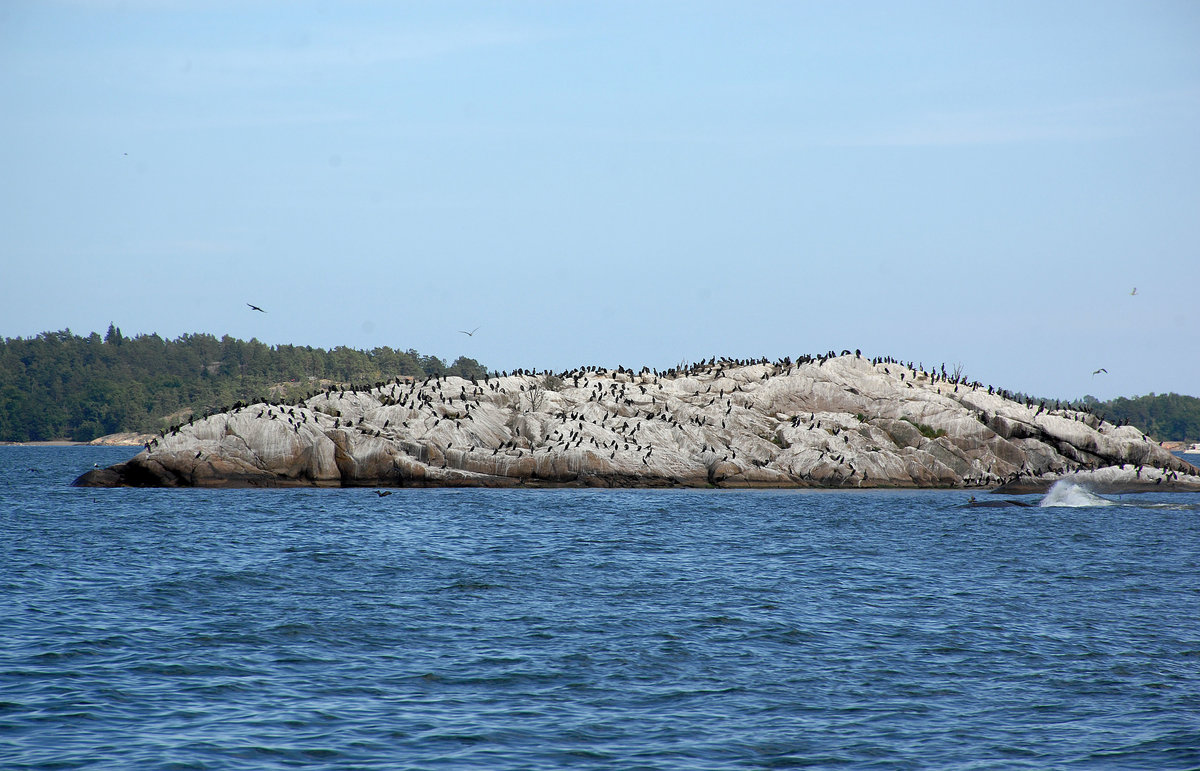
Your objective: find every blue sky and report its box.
[2,0,1198,400]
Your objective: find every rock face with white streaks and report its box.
[74,354,1200,491]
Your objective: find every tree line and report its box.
[1082,392,1200,445]
[0,326,488,442]
[2,328,1197,443]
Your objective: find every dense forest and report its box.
[0,327,488,442]
[2,328,1198,443]
[1084,392,1200,445]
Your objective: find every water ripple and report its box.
[2,450,1199,768]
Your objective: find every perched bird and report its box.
[1092,368,1108,376]
[247,303,266,313]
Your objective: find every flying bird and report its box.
[458,327,480,337]
[1092,368,1108,376]
[375,490,393,497]
[247,303,266,313]
[1130,287,1138,296]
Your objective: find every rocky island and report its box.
[75,353,1200,492]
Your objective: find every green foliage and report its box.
[901,417,946,440]
[0,328,490,442]
[1095,392,1200,443]
[1000,391,1197,442]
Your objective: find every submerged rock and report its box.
[74,354,1200,490]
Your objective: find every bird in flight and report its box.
[247,303,266,313]
[1092,368,1108,376]
[459,327,480,337]
[375,490,393,497]
[1130,287,1138,296]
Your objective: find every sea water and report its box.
[2,446,1199,769]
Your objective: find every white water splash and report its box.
[1039,479,1115,508]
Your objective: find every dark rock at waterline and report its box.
[73,466,126,487]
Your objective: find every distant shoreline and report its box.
[1,440,89,447]
[1,432,152,447]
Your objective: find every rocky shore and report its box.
[74,354,1200,491]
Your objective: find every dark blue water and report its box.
[3,447,1200,769]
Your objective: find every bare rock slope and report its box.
[75,354,1200,491]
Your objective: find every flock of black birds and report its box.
[142,347,1196,484]
[167,293,1181,484]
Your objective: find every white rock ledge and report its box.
[74,354,1200,491]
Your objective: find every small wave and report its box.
[1039,480,1115,508]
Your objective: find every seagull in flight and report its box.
[458,326,480,337]
[1092,368,1108,376]
[247,303,266,313]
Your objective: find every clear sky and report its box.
[2,0,1198,401]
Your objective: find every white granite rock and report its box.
[78,354,1200,490]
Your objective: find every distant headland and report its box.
[75,353,1200,492]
